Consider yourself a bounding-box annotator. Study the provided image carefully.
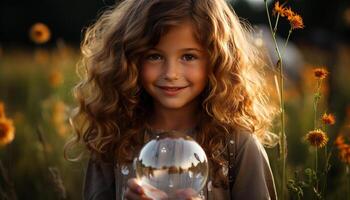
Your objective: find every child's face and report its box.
[141,21,208,111]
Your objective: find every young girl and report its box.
[65,0,278,199]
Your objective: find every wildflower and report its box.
[49,69,63,88]
[322,113,336,125]
[313,68,329,79]
[288,14,304,30]
[0,102,5,118]
[51,100,70,137]
[57,125,68,138]
[284,7,295,20]
[29,23,51,44]
[0,102,15,146]
[34,49,50,64]
[273,2,304,30]
[52,101,66,126]
[339,144,350,165]
[335,135,345,147]
[335,135,350,164]
[306,129,329,148]
[273,2,286,16]
[0,117,15,146]
[344,8,350,26]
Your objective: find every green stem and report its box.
[282,28,293,58]
[280,56,287,200]
[265,2,283,59]
[322,145,334,194]
[322,125,328,198]
[312,78,323,200]
[265,2,286,199]
[315,147,319,194]
[323,145,327,197]
[274,14,281,35]
[347,165,350,200]
[313,80,322,129]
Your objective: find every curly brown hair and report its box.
[65,0,277,188]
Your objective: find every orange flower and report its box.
[0,117,15,146]
[313,68,329,79]
[335,135,345,147]
[339,144,350,165]
[335,135,350,164]
[34,49,50,64]
[273,2,286,16]
[322,113,336,125]
[57,125,68,138]
[49,69,63,88]
[0,102,15,146]
[284,7,295,19]
[52,101,66,126]
[306,129,329,148]
[29,23,51,44]
[288,14,304,30]
[273,3,304,30]
[0,102,5,118]
[51,100,70,137]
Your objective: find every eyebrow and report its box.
[149,47,204,53]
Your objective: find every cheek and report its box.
[141,65,160,83]
[185,65,208,86]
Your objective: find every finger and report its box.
[141,195,153,200]
[176,188,201,200]
[124,188,140,200]
[124,188,152,200]
[176,188,197,197]
[176,197,201,200]
[127,178,144,194]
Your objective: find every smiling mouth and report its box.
[158,86,188,90]
[157,86,188,94]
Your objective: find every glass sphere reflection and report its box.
[135,131,209,200]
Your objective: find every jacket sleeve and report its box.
[231,132,277,200]
[83,157,116,200]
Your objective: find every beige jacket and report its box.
[83,129,277,200]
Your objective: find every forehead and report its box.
[154,21,204,50]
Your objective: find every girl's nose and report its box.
[163,60,179,81]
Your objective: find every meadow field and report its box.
[1,18,350,200]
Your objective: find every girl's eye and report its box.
[182,54,197,61]
[145,54,163,61]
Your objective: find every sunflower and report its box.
[0,117,15,146]
[306,129,329,148]
[29,23,51,44]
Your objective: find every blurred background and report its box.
[0,0,349,199]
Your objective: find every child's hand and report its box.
[124,178,152,200]
[124,179,202,200]
[125,178,169,200]
[176,188,203,200]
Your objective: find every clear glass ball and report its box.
[135,131,209,200]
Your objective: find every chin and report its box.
[157,100,188,110]
[161,103,186,110]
